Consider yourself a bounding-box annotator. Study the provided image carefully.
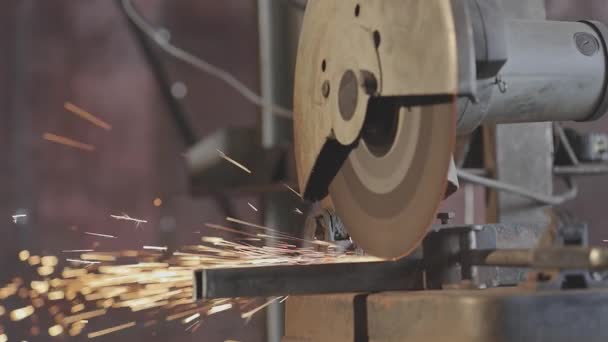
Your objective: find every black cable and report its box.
[116,1,240,222]
[120,0,293,119]
[116,0,199,147]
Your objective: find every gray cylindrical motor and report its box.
[457,19,608,135]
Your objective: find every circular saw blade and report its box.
[293,0,459,259]
[330,103,455,259]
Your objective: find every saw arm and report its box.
[293,0,459,201]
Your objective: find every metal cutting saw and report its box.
[292,0,608,259]
[193,1,608,340]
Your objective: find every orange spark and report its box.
[143,246,167,251]
[64,102,112,130]
[87,321,135,338]
[43,133,95,152]
[10,305,34,321]
[84,232,117,239]
[217,149,252,174]
[182,312,200,324]
[207,303,232,315]
[66,259,100,265]
[205,223,260,239]
[186,320,202,333]
[110,214,147,227]
[224,217,315,244]
[63,309,107,324]
[225,217,280,233]
[241,297,281,321]
[282,183,302,198]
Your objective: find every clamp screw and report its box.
[495,75,508,94]
[437,212,456,225]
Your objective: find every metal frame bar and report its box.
[194,258,423,299]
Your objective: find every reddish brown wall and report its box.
[1,0,264,340]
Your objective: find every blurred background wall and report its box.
[0,0,265,341]
[1,1,608,341]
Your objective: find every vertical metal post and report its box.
[494,0,552,227]
[8,0,37,254]
[258,1,302,341]
[258,0,293,150]
[489,0,551,284]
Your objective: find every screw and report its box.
[322,80,330,98]
[495,75,507,94]
[359,70,378,95]
[437,212,456,225]
[574,32,599,56]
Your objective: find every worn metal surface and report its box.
[554,164,608,176]
[484,20,607,124]
[424,225,498,288]
[491,0,554,227]
[502,0,546,19]
[284,288,608,342]
[493,122,554,225]
[466,246,608,270]
[367,288,608,342]
[458,18,608,132]
[194,223,606,299]
[491,223,546,284]
[195,258,423,299]
[283,294,364,342]
[424,224,546,287]
[422,222,596,287]
[470,0,509,78]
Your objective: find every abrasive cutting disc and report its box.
[293,0,458,259]
[330,104,455,259]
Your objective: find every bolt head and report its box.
[321,81,330,98]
